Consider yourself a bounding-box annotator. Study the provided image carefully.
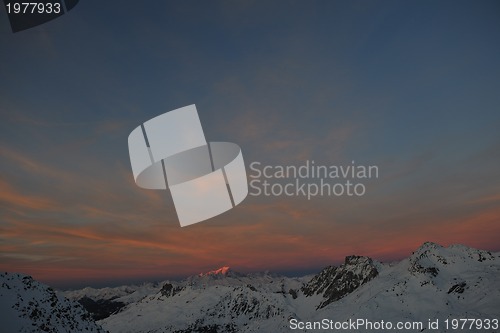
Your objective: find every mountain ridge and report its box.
[0,272,107,333]
[3,242,499,333]
[95,242,500,333]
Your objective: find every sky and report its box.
[0,0,499,289]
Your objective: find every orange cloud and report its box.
[1,145,498,289]
[0,177,59,211]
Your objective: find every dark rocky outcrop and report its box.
[302,255,379,309]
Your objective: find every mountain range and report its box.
[2,242,499,332]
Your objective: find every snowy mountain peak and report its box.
[418,241,443,250]
[409,242,498,278]
[412,241,496,262]
[200,266,232,276]
[185,266,247,286]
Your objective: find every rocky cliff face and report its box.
[302,255,379,308]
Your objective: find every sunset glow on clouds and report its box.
[1,1,499,288]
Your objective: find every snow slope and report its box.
[0,272,107,333]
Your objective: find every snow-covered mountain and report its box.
[91,242,500,333]
[3,242,498,333]
[64,281,165,304]
[99,266,307,333]
[0,272,107,333]
[307,242,500,332]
